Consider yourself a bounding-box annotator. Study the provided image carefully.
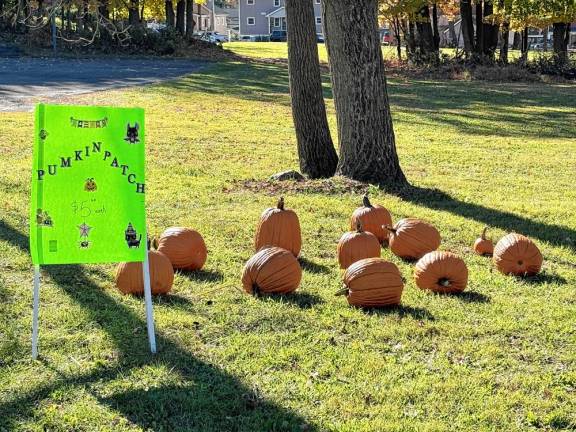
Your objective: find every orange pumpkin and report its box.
[115,250,174,295]
[337,222,381,269]
[255,197,301,257]
[493,233,543,276]
[157,227,207,271]
[414,251,468,293]
[242,246,302,295]
[350,194,392,244]
[473,227,494,256]
[340,258,404,307]
[385,218,441,260]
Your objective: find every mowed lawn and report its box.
[1,44,575,431]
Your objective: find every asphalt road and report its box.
[0,57,206,112]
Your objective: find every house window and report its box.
[274,0,280,6]
[315,17,322,25]
[247,17,256,25]
[247,0,254,5]
[315,0,320,3]
[273,17,281,28]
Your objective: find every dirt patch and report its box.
[223,176,369,196]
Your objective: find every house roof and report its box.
[214,6,238,18]
[265,7,285,18]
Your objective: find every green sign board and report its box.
[30,104,147,265]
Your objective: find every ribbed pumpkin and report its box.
[414,251,468,293]
[340,258,404,307]
[473,227,494,256]
[493,233,543,276]
[255,197,301,257]
[157,227,207,271]
[350,195,392,244]
[115,250,174,295]
[242,246,302,295]
[337,222,381,269]
[385,218,441,260]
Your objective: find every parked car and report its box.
[198,31,228,43]
[270,30,287,42]
[382,31,391,45]
[316,33,325,43]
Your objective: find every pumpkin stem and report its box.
[481,227,488,241]
[335,287,349,296]
[277,197,285,211]
[362,194,372,208]
[438,278,451,287]
[383,224,396,234]
[356,221,363,233]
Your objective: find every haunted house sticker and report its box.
[30,104,147,265]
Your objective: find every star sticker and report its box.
[78,222,92,237]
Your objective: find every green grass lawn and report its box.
[1,46,575,431]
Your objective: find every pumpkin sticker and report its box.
[36,209,53,227]
[125,223,142,248]
[84,178,97,192]
[124,123,140,144]
[78,222,92,249]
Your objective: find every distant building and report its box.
[238,0,323,39]
[214,6,239,34]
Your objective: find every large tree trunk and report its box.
[176,0,185,33]
[322,0,406,187]
[394,17,402,61]
[553,22,570,63]
[285,0,337,178]
[520,26,529,64]
[460,0,475,55]
[165,0,175,27]
[543,26,548,51]
[499,20,509,63]
[185,0,194,38]
[482,0,499,57]
[512,31,521,49]
[474,0,484,56]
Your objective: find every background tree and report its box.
[323,0,407,187]
[285,0,338,178]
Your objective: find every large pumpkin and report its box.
[255,197,301,257]
[385,218,441,260]
[337,222,381,269]
[493,233,543,276]
[341,258,404,307]
[157,227,207,271]
[242,246,302,295]
[350,195,392,244]
[115,250,174,295]
[414,251,468,293]
[473,227,494,256]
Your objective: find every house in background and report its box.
[214,6,239,34]
[192,2,213,32]
[238,0,323,39]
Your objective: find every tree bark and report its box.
[394,16,402,61]
[512,31,521,49]
[415,5,435,59]
[432,3,440,51]
[543,26,548,51]
[499,20,509,63]
[474,0,484,56]
[186,0,194,38]
[482,0,498,57]
[128,0,139,25]
[459,0,475,55]
[322,0,406,187]
[552,22,569,63]
[520,26,529,63]
[285,0,337,178]
[448,20,457,47]
[166,0,175,27]
[176,0,185,33]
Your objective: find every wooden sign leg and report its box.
[32,265,41,359]
[142,249,157,353]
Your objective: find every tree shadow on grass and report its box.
[363,304,435,321]
[178,268,225,283]
[0,220,319,432]
[514,272,567,285]
[448,291,491,303]
[299,257,332,274]
[394,185,576,253]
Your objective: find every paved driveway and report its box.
[0,57,206,112]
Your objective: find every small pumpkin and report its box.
[115,249,174,295]
[385,218,441,260]
[493,233,543,276]
[340,258,404,307]
[350,194,392,244]
[473,227,494,256]
[414,251,468,293]
[157,227,207,271]
[255,197,302,257]
[242,246,302,295]
[337,222,381,269]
